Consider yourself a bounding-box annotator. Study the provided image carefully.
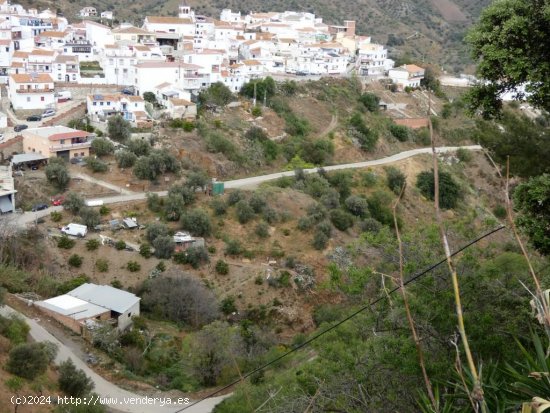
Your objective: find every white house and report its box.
[167,98,196,119]
[7,73,55,110]
[53,55,80,83]
[152,82,191,107]
[100,11,114,20]
[142,16,195,37]
[36,283,140,332]
[356,43,388,76]
[87,93,146,124]
[84,20,114,51]
[388,64,425,90]
[133,61,208,96]
[79,7,98,18]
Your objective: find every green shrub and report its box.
[385,166,407,194]
[139,243,152,258]
[7,343,50,380]
[225,239,242,256]
[312,230,329,250]
[228,190,246,206]
[68,254,83,268]
[360,218,383,233]
[389,124,410,142]
[215,260,229,275]
[251,106,262,117]
[255,222,270,238]
[86,239,100,251]
[86,157,108,173]
[96,259,109,272]
[115,150,137,168]
[181,209,212,236]
[115,240,126,250]
[345,195,369,217]
[173,246,209,268]
[456,148,473,163]
[367,191,395,226]
[416,170,461,209]
[152,235,174,259]
[493,205,507,219]
[359,93,380,112]
[91,137,114,157]
[58,359,94,397]
[50,211,62,222]
[220,296,237,315]
[57,235,75,249]
[330,209,354,231]
[99,205,110,215]
[235,200,255,224]
[58,275,89,294]
[254,275,263,285]
[126,261,141,272]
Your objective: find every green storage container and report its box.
[212,182,225,195]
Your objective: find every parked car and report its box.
[42,109,56,118]
[26,114,42,121]
[51,196,64,206]
[14,124,28,132]
[121,88,134,95]
[31,203,48,212]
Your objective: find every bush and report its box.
[251,106,262,117]
[50,211,62,222]
[86,239,100,251]
[0,316,29,345]
[198,82,234,106]
[127,261,141,272]
[58,359,94,397]
[360,218,383,233]
[115,240,126,250]
[312,230,329,250]
[245,126,269,141]
[7,343,50,380]
[386,166,407,194]
[220,296,237,315]
[58,275,89,294]
[225,239,242,256]
[99,205,110,215]
[249,193,267,213]
[456,148,473,163]
[127,138,151,157]
[255,221,270,238]
[143,91,156,104]
[63,192,85,214]
[139,243,152,258]
[215,260,229,275]
[152,235,174,259]
[345,195,369,217]
[210,198,227,216]
[228,190,246,206]
[86,157,108,173]
[330,209,354,231]
[133,149,180,181]
[115,150,138,168]
[235,200,255,224]
[367,191,394,226]
[493,205,507,219]
[45,159,70,190]
[262,207,278,224]
[95,259,109,272]
[359,93,380,112]
[57,235,75,249]
[79,207,100,228]
[91,138,114,157]
[146,222,169,243]
[316,220,332,237]
[416,170,461,209]
[68,254,83,268]
[181,209,212,236]
[389,124,410,142]
[173,246,209,269]
[108,115,131,143]
[349,113,378,151]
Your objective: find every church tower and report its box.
[178,3,193,19]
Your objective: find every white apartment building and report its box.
[388,64,425,89]
[133,61,209,96]
[86,93,146,124]
[8,73,55,110]
[356,43,389,76]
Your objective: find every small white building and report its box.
[0,164,16,214]
[36,283,140,332]
[86,93,146,124]
[101,11,114,20]
[167,98,196,119]
[7,73,55,110]
[79,7,98,18]
[388,64,425,90]
[356,43,388,77]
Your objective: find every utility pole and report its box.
[253,81,257,106]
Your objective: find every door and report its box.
[56,150,69,161]
[65,74,69,82]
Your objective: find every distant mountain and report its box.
[28,0,492,72]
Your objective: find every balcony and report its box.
[51,141,91,151]
[16,88,54,94]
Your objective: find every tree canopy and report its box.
[466,0,550,117]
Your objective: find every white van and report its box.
[61,223,87,237]
[56,91,72,101]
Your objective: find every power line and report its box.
[175,225,506,412]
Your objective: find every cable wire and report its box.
[175,225,506,412]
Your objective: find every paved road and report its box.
[3,145,481,228]
[0,305,230,413]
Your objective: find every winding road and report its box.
[0,305,230,413]
[3,145,482,228]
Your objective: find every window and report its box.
[128,312,132,317]
[26,97,30,102]
[81,152,84,156]
[60,139,65,144]
[40,96,44,101]
[93,102,96,106]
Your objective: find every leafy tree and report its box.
[115,150,137,168]
[215,260,229,275]
[514,174,550,255]
[301,139,334,165]
[133,149,180,181]
[367,190,395,226]
[240,77,276,101]
[359,93,380,112]
[63,192,85,214]
[330,209,354,231]
[235,200,255,224]
[7,342,50,380]
[416,170,461,209]
[58,359,94,397]
[143,91,157,105]
[146,222,169,243]
[210,198,227,216]
[79,207,100,228]
[181,209,212,236]
[420,66,443,96]
[198,82,234,106]
[255,221,270,238]
[68,254,83,268]
[245,126,268,141]
[152,235,174,259]
[85,157,108,173]
[466,0,550,117]
[312,229,329,250]
[127,138,151,157]
[348,113,378,151]
[389,124,410,142]
[228,190,245,205]
[146,192,162,212]
[173,246,209,268]
[345,195,369,217]
[141,271,219,327]
[45,159,70,190]
[185,170,210,191]
[107,116,131,143]
[91,138,114,157]
[224,239,242,256]
[385,166,407,194]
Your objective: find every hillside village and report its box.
[0,0,548,412]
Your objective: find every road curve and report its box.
[0,305,230,413]
[6,145,482,228]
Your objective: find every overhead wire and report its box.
[175,225,508,412]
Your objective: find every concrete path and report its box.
[2,145,482,228]
[74,172,136,195]
[0,305,230,413]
